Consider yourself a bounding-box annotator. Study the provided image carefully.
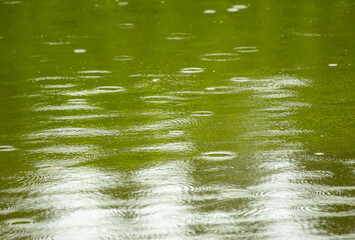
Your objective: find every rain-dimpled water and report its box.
[0,0,354,239]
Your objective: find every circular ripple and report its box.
[77,70,111,74]
[166,33,192,40]
[227,8,239,12]
[94,86,126,93]
[74,49,86,53]
[201,151,236,161]
[0,146,16,152]
[234,46,259,53]
[119,23,134,29]
[204,10,216,14]
[3,218,36,225]
[180,67,204,74]
[201,53,239,62]
[233,5,248,9]
[114,55,134,61]
[291,205,320,215]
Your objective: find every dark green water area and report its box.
[0,0,354,239]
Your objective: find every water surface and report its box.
[0,0,354,239]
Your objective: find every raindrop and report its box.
[234,46,259,53]
[201,53,239,61]
[180,67,204,74]
[95,86,126,93]
[119,23,135,29]
[114,55,134,61]
[166,33,192,40]
[201,151,236,161]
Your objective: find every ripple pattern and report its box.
[201,53,239,61]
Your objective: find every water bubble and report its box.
[328,63,337,67]
[0,146,16,151]
[191,111,214,117]
[201,151,236,161]
[314,152,325,156]
[74,49,86,53]
[201,53,239,61]
[180,67,204,74]
[118,1,128,5]
[204,10,216,14]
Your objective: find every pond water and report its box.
[0,0,354,239]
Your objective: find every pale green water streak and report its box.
[0,0,354,239]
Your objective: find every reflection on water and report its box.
[0,0,354,239]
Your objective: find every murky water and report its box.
[0,0,354,239]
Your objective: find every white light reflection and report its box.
[131,161,193,239]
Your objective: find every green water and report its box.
[0,0,354,239]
